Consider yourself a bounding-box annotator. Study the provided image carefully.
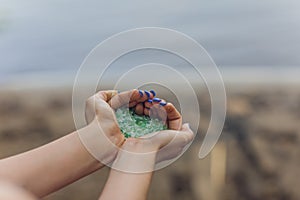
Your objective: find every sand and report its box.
[0,85,300,200]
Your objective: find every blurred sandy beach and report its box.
[0,77,300,200]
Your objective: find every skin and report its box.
[99,124,193,200]
[0,90,144,197]
[0,89,194,200]
[99,90,193,200]
[0,181,37,200]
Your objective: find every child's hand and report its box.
[111,102,194,173]
[85,90,123,146]
[112,124,194,173]
[143,100,191,163]
[81,89,155,164]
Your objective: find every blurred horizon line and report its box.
[1,65,300,90]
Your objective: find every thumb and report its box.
[181,123,191,131]
[181,123,195,142]
[85,90,118,124]
[149,130,179,149]
[96,90,118,102]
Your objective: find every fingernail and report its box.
[159,102,167,106]
[147,99,153,103]
[144,90,151,98]
[138,90,144,97]
[153,97,161,102]
[150,90,156,96]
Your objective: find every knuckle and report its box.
[165,103,174,112]
[131,89,139,95]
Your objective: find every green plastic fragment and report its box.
[115,107,167,138]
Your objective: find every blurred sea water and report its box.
[0,0,300,87]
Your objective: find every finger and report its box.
[109,89,137,109]
[144,107,150,116]
[144,99,153,109]
[134,103,144,115]
[132,90,149,103]
[164,102,181,121]
[163,103,182,130]
[176,123,195,146]
[85,91,117,124]
[152,124,194,149]
[144,96,162,109]
[150,98,167,122]
[150,130,178,149]
[132,89,155,103]
[129,101,138,107]
[137,90,156,102]
[152,97,162,103]
[149,106,158,119]
[109,89,154,109]
[144,99,160,117]
[181,123,195,142]
[154,123,194,163]
[148,104,165,122]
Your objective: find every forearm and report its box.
[99,169,153,200]
[0,126,103,197]
[0,181,37,200]
[99,139,157,200]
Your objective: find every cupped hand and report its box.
[112,123,194,173]
[83,89,155,163]
[112,101,194,173]
[141,98,192,162]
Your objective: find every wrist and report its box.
[77,121,124,165]
[123,138,160,152]
[88,119,125,147]
[112,138,159,173]
[72,130,103,167]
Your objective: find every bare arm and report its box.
[99,123,194,200]
[99,170,153,200]
[0,181,38,200]
[0,89,153,198]
[0,127,102,197]
[99,139,156,200]
[99,94,194,200]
